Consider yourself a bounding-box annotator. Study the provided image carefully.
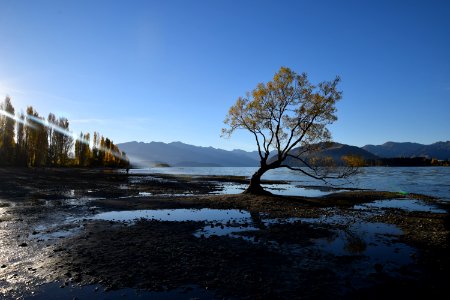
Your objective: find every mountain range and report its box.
[117,141,450,167]
[362,141,450,160]
[118,141,260,167]
[281,143,379,166]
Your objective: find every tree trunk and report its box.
[243,167,272,195]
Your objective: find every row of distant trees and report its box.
[0,96,129,168]
[365,157,449,167]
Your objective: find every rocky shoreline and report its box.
[0,168,449,299]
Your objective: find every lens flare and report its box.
[27,114,89,145]
[26,114,126,161]
[0,109,36,129]
[1,109,127,162]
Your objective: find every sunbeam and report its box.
[26,114,89,144]
[0,109,36,129]
[26,114,126,161]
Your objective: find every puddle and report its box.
[138,192,152,196]
[32,223,83,241]
[24,282,215,300]
[261,184,331,197]
[301,215,416,274]
[354,199,446,213]
[43,197,108,207]
[32,216,85,241]
[212,182,331,197]
[211,183,247,194]
[91,208,418,274]
[118,193,195,199]
[129,176,173,184]
[119,184,129,190]
[196,223,259,238]
[92,209,262,238]
[156,193,195,197]
[32,226,82,241]
[92,208,251,223]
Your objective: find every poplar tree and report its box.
[0,97,16,164]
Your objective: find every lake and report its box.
[130,166,450,200]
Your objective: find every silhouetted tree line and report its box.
[0,97,129,168]
[365,157,449,167]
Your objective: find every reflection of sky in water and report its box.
[301,215,415,272]
[196,224,259,238]
[92,208,251,223]
[91,208,414,265]
[354,199,446,213]
[85,207,420,280]
[213,182,331,197]
[32,226,81,241]
[92,208,258,237]
[138,192,152,196]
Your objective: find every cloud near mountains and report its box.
[118,141,450,168]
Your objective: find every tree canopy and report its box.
[223,67,357,194]
[0,97,129,168]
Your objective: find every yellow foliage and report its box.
[341,155,365,167]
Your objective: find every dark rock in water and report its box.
[19,242,27,247]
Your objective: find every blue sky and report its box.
[1,0,449,151]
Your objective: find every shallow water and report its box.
[212,182,331,197]
[93,207,418,278]
[91,208,416,271]
[92,208,251,223]
[131,166,450,199]
[91,208,258,237]
[32,226,81,241]
[354,199,446,213]
[301,215,416,274]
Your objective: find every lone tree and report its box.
[222,67,358,194]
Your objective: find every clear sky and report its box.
[1,0,449,151]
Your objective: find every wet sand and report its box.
[0,168,449,299]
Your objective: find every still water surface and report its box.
[131,167,450,200]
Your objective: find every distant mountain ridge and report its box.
[118,140,450,168]
[363,141,450,160]
[117,141,260,167]
[279,143,379,166]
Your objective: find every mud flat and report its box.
[0,168,449,299]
